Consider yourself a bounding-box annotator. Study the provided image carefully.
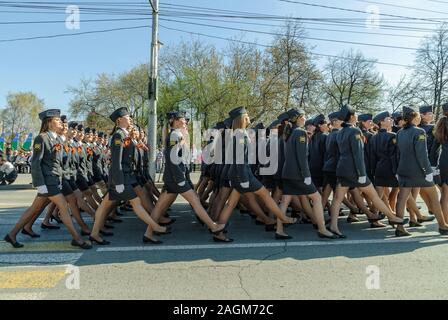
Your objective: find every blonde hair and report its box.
[232,114,247,130]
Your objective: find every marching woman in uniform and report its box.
[434,103,448,221]
[89,107,170,245]
[309,114,328,193]
[215,107,298,242]
[4,109,91,249]
[275,108,337,240]
[143,110,227,243]
[329,105,409,238]
[395,106,448,236]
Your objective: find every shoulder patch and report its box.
[355,134,362,140]
[34,143,41,151]
[114,139,122,146]
[299,135,306,143]
[418,134,426,141]
[392,138,397,144]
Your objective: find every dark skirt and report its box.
[274,178,283,191]
[337,176,371,188]
[283,179,317,196]
[37,184,61,197]
[323,172,337,190]
[374,176,399,188]
[61,178,75,196]
[231,173,263,194]
[262,175,276,190]
[93,173,104,183]
[76,175,90,192]
[311,175,324,188]
[109,184,138,202]
[162,180,193,194]
[398,175,434,188]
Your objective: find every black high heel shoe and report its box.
[213,236,234,243]
[275,233,293,240]
[318,232,338,239]
[50,214,62,224]
[388,218,409,226]
[99,230,114,237]
[88,236,110,245]
[4,234,24,248]
[143,236,163,244]
[160,219,176,226]
[395,229,411,237]
[71,240,92,249]
[21,229,40,238]
[367,213,386,223]
[103,223,115,229]
[327,228,347,239]
[41,223,60,230]
[154,226,172,236]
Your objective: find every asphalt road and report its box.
[0,175,447,300]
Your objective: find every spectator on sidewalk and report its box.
[0,155,18,185]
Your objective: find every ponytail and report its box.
[434,116,448,144]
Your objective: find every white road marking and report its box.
[0,253,83,265]
[96,236,447,252]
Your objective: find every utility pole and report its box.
[148,0,159,179]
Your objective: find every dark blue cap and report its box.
[328,111,340,120]
[287,108,305,121]
[215,121,226,130]
[373,111,390,125]
[109,107,129,122]
[313,114,326,126]
[254,122,264,130]
[392,111,402,119]
[98,132,104,138]
[403,105,418,117]
[419,105,433,114]
[84,127,91,134]
[338,104,355,121]
[305,116,316,127]
[277,112,289,123]
[268,119,281,129]
[358,114,373,122]
[60,115,68,123]
[39,109,60,121]
[223,118,232,129]
[68,121,78,129]
[77,124,84,132]
[229,106,247,121]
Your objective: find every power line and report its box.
[160,18,420,51]
[159,24,409,68]
[352,0,448,16]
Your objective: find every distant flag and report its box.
[11,133,19,151]
[22,133,33,151]
[0,133,4,152]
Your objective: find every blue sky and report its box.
[0,0,445,115]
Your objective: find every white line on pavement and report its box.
[0,253,83,265]
[96,236,447,252]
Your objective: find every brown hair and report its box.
[403,111,419,129]
[232,114,246,130]
[39,117,54,134]
[434,116,448,144]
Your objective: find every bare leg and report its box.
[421,186,448,229]
[330,185,349,235]
[48,194,84,243]
[66,193,90,233]
[253,187,296,224]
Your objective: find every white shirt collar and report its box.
[48,131,57,139]
[120,127,129,136]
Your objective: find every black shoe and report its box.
[409,221,423,228]
[417,216,436,223]
[439,228,448,235]
[327,228,347,239]
[255,220,264,225]
[159,219,176,226]
[275,233,293,240]
[50,215,62,224]
[116,211,124,216]
[347,216,360,224]
[107,217,123,223]
[21,229,40,238]
[4,234,24,248]
[154,226,172,236]
[71,240,92,249]
[99,230,114,237]
[318,232,338,239]
[143,236,163,244]
[88,236,110,245]
[368,213,386,223]
[210,226,226,236]
[41,223,60,230]
[389,218,409,226]
[81,230,91,236]
[395,229,411,237]
[213,236,234,243]
[370,223,387,229]
[103,223,114,229]
[265,224,276,232]
[291,211,301,218]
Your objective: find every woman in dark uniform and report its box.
[395,106,448,236]
[4,109,91,249]
[142,110,227,243]
[309,114,328,192]
[434,103,448,221]
[89,107,171,245]
[215,107,297,241]
[329,105,409,238]
[276,109,337,240]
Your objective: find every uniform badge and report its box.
[418,135,426,141]
[123,137,131,147]
[53,143,62,152]
[392,138,397,144]
[299,136,306,143]
[114,139,122,146]
[34,143,41,151]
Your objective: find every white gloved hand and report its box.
[358,176,367,184]
[240,181,250,189]
[395,174,400,181]
[115,184,125,194]
[432,167,440,176]
[37,185,48,194]
[177,181,186,187]
[304,177,312,186]
[58,184,62,190]
[425,173,434,182]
